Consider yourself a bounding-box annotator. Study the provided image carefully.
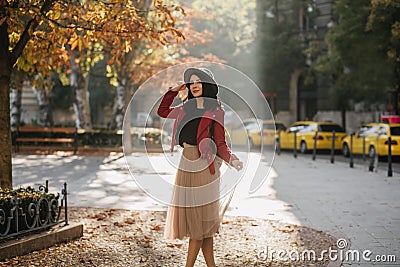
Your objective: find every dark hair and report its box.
[184,82,220,112]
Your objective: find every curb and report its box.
[0,223,83,260]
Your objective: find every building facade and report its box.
[256,0,335,123]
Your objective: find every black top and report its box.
[177,107,205,147]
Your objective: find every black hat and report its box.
[184,67,218,96]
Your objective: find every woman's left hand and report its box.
[231,159,243,171]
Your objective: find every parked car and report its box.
[377,123,400,157]
[341,123,380,157]
[262,120,286,145]
[230,119,286,148]
[342,123,400,158]
[276,121,346,153]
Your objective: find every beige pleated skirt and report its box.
[164,143,225,240]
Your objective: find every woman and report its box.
[157,67,243,267]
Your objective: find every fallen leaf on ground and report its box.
[151,225,161,231]
[124,218,135,224]
[166,242,183,248]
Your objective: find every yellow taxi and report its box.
[230,119,286,148]
[276,121,346,153]
[341,123,379,157]
[342,123,400,158]
[377,123,400,157]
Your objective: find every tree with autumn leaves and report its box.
[105,5,218,130]
[0,0,186,189]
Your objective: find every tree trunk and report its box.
[123,100,132,154]
[70,50,92,130]
[341,108,346,132]
[10,87,22,128]
[111,77,127,130]
[289,67,302,121]
[0,20,13,189]
[0,76,12,189]
[33,86,53,126]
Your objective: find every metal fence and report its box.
[0,181,68,240]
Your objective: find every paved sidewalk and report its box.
[12,151,400,266]
[270,153,400,266]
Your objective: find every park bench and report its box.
[77,129,123,147]
[12,126,78,154]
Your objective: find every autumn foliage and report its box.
[2,0,184,76]
[0,0,186,189]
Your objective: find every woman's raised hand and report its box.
[231,159,244,171]
[169,81,186,92]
